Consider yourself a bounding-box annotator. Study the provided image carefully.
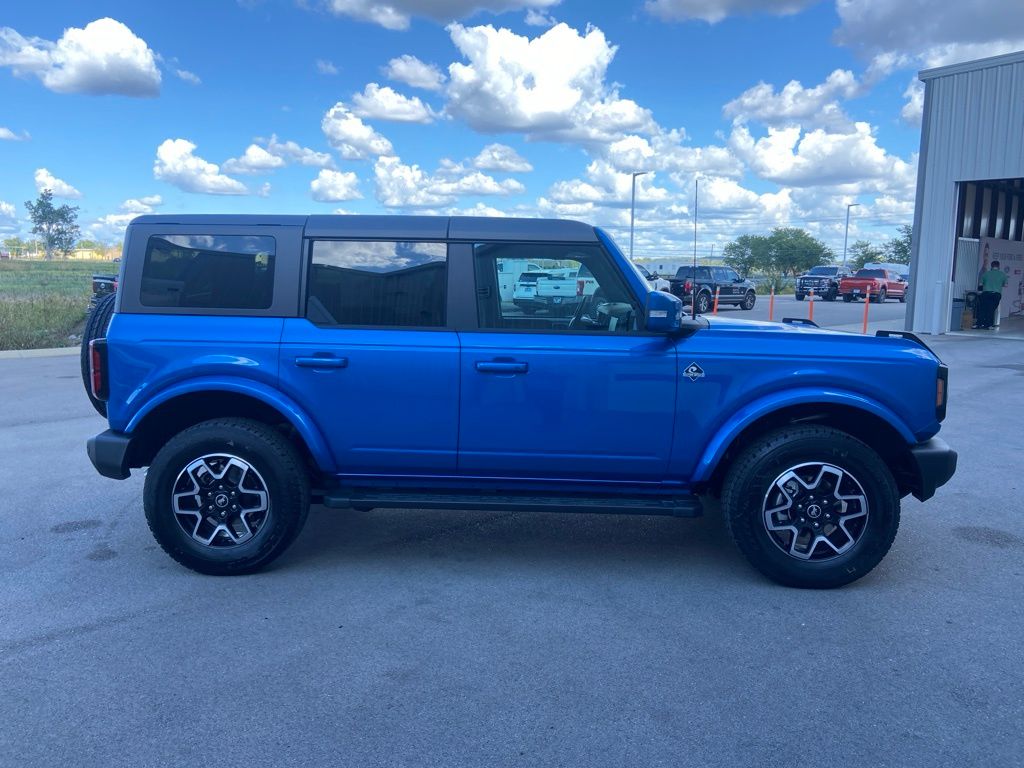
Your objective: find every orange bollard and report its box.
[808,289,815,323]
[712,287,720,314]
[769,287,775,321]
[862,286,871,333]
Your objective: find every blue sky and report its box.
[1,1,1022,258]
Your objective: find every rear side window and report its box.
[141,235,275,309]
[307,240,447,327]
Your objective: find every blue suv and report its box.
[85,215,956,587]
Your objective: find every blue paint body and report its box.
[100,215,946,495]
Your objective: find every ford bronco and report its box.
[85,215,956,587]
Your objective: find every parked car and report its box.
[89,273,118,310]
[497,259,542,302]
[85,214,955,588]
[634,263,671,292]
[839,268,908,303]
[669,265,757,313]
[795,265,852,301]
[511,270,551,313]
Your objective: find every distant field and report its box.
[0,260,118,350]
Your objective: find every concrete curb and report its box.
[0,346,79,359]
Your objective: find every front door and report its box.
[279,239,459,476]
[459,241,678,482]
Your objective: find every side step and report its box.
[322,491,702,518]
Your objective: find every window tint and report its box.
[141,234,275,309]
[856,269,885,278]
[475,243,639,333]
[307,240,447,327]
[723,269,740,282]
[809,266,838,276]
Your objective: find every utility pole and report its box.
[843,202,860,267]
[692,177,699,318]
[629,171,648,260]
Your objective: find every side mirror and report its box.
[645,289,683,333]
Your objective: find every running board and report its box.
[322,491,703,518]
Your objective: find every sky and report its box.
[1,0,1023,260]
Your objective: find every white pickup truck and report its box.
[515,265,598,315]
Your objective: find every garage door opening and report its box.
[949,178,1024,337]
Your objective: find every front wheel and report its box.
[795,293,805,301]
[722,425,900,588]
[825,289,837,302]
[873,288,887,304]
[144,418,310,575]
[898,293,906,303]
[842,294,853,303]
[741,291,756,310]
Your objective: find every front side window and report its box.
[475,243,639,333]
[141,234,275,309]
[307,240,447,327]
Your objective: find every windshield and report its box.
[855,269,885,278]
[808,267,837,276]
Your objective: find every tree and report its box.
[883,224,912,265]
[848,240,885,270]
[25,189,80,260]
[723,234,772,278]
[768,227,833,277]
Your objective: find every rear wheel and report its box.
[741,291,756,310]
[144,418,310,575]
[873,288,887,304]
[843,294,853,303]
[722,425,900,588]
[825,289,837,302]
[696,291,711,314]
[80,292,116,417]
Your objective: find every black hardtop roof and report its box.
[128,214,599,242]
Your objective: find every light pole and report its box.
[842,202,860,267]
[629,171,648,260]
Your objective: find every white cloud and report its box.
[120,195,162,213]
[352,83,437,123]
[644,0,815,24]
[310,169,363,202]
[729,122,914,189]
[0,200,17,231]
[223,144,287,174]
[34,168,81,198]
[374,155,524,208]
[473,143,533,172]
[321,103,395,159]
[384,54,445,91]
[321,1,560,31]
[0,127,28,141]
[175,68,200,85]
[0,18,160,96]
[547,160,672,207]
[723,69,861,129]
[900,79,924,126]
[445,22,655,143]
[524,8,556,26]
[153,139,249,195]
[316,59,339,75]
[88,213,136,241]
[263,135,334,167]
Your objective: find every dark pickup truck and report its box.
[669,265,757,314]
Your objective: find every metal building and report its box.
[908,50,1024,335]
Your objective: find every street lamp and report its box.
[629,171,649,260]
[842,202,861,267]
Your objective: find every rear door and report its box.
[458,241,678,482]
[279,238,460,476]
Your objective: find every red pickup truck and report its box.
[839,268,907,303]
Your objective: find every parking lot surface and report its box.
[1,335,1021,767]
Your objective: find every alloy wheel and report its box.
[171,454,271,547]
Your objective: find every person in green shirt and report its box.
[977,260,1008,329]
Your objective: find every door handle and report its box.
[295,355,348,369]
[475,361,528,374]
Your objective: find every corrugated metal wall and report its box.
[909,52,1024,333]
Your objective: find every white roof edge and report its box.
[920,49,1024,81]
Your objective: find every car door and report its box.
[279,238,460,476]
[458,241,678,482]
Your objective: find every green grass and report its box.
[0,260,118,350]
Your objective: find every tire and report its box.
[873,288,886,304]
[741,291,756,311]
[80,292,116,417]
[696,291,712,314]
[825,289,837,302]
[144,418,310,575]
[842,295,853,303]
[795,293,805,301]
[898,293,906,303]
[721,425,900,589]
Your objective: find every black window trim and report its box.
[301,237,454,332]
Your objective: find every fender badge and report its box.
[683,362,705,381]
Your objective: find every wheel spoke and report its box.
[170,453,270,549]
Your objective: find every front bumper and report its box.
[87,429,132,480]
[908,437,957,501]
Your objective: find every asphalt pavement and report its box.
[1,334,1022,767]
